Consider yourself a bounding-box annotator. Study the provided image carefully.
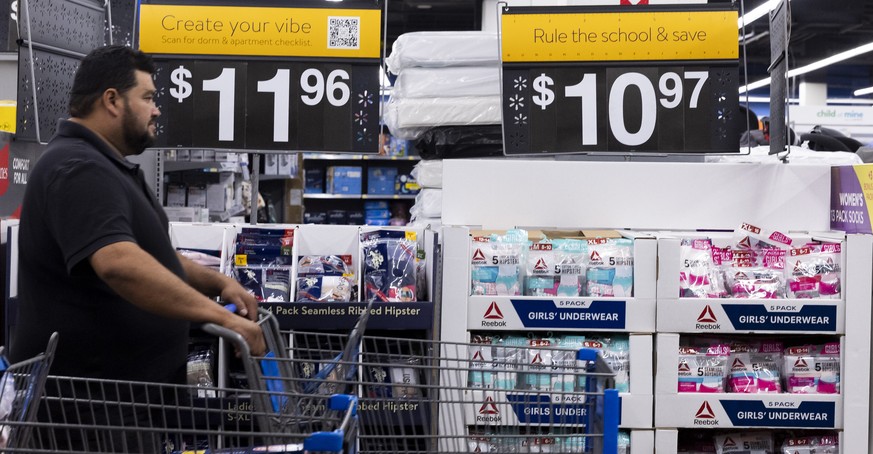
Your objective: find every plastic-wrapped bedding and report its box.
[384,96,502,140]
[411,160,443,188]
[415,125,504,160]
[392,67,501,98]
[386,31,499,74]
[411,189,442,219]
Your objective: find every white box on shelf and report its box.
[164,207,208,224]
[279,154,296,176]
[657,234,846,334]
[654,334,843,429]
[630,430,654,454]
[190,149,206,162]
[166,184,186,207]
[186,185,207,208]
[264,154,279,175]
[465,231,657,333]
[654,429,678,454]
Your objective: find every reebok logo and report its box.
[481,302,507,327]
[472,248,487,262]
[534,258,549,271]
[695,305,720,329]
[695,402,716,419]
[678,362,691,373]
[697,306,718,323]
[620,0,649,5]
[531,353,544,365]
[472,351,484,361]
[479,397,499,415]
[794,358,809,369]
[722,437,737,448]
[484,302,504,319]
[738,236,752,249]
[590,251,603,264]
[731,358,746,370]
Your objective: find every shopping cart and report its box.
[1,311,358,454]
[248,313,622,454]
[0,332,58,450]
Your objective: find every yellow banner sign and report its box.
[139,4,381,59]
[502,9,738,63]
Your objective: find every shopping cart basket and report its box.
[0,332,58,450]
[2,313,358,454]
[236,308,621,454]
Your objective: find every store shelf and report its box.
[654,429,844,454]
[164,160,240,172]
[467,296,655,333]
[259,174,296,181]
[303,193,417,200]
[261,301,435,331]
[304,153,420,161]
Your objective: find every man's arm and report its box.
[177,253,259,321]
[90,241,265,355]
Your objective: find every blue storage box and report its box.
[364,201,389,210]
[305,211,327,224]
[365,209,391,220]
[327,210,349,225]
[327,166,362,194]
[365,218,391,226]
[348,211,365,225]
[367,167,398,195]
[304,168,324,194]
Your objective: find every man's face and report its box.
[120,70,160,155]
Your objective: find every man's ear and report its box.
[101,88,123,117]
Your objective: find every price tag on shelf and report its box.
[138,1,383,153]
[500,5,741,155]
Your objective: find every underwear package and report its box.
[586,238,634,297]
[728,341,783,393]
[295,255,354,302]
[361,230,419,302]
[786,243,842,299]
[781,435,838,454]
[525,239,587,297]
[680,238,728,298]
[471,230,528,296]
[715,433,774,454]
[677,344,730,393]
[784,343,840,394]
[727,248,786,299]
[234,253,293,302]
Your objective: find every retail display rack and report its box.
[437,158,872,454]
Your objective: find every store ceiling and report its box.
[384,0,873,97]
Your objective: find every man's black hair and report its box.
[69,45,155,118]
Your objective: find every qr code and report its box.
[328,16,360,50]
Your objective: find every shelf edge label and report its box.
[509,299,626,329]
[501,9,738,63]
[719,400,836,428]
[720,304,837,331]
[139,4,381,59]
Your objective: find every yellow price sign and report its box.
[405,231,417,242]
[234,254,248,267]
[139,4,382,59]
[502,8,738,63]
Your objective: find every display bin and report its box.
[169,222,237,275]
[654,333,843,430]
[450,227,657,334]
[656,232,846,334]
[654,429,845,453]
[459,333,653,429]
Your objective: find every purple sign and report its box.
[830,166,872,234]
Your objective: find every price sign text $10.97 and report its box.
[169,65,351,142]
[531,70,709,147]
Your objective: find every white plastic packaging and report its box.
[411,188,442,219]
[385,31,499,73]
[411,160,443,189]
[383,96,502,140]
[714,432,774,453]
[391,66,501,98]
[678,344,730,393]
[784,343,840,394]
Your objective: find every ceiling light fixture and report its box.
[854,86,873,96]
[739,41,873,94]
[737,0,788,29]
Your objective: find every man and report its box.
[10,45,265,382]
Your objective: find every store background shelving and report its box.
[437,159,872,454]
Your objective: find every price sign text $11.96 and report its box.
[169,65,352,142]
[530,70,708,147]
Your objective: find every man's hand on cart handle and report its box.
[219,305,267,357]
[220,281,259,321]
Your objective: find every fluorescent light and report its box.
[739,41,873,93]
[738,0,782,29]
[828,98,873,105]
[855,86,873,96]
